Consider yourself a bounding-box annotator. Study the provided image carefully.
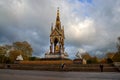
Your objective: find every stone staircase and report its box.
[0,64,119,72]
[65,64,119,72]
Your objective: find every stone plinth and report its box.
[45,52,68,59]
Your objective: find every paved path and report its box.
[0,69,120,80]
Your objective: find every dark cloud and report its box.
[0,0,120,58]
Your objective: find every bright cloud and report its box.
[0,0,120,58]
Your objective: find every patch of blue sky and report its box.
[78,0,84,3]
[68,0,76,4]
[72,8,78,13]
[68,0,94,5]
[78,0,93,4]
[86,0,92,3]
[83,12,90,17]
[68,0,94,17]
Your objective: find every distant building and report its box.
[73,59,83,64]
[82,59,87,64]
[45,8,68,59]
[73,51,87,64]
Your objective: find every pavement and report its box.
[0,69,120,80]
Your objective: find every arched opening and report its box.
[54,38,58,46]
[54,38,59,53]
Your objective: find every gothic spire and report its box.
[55,7,61,30]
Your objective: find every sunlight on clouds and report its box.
[67,17,96,41]
[12,0,26,17]
[32,32,39,39]
[0,0,120,58]
[78,48,86,53]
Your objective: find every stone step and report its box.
[11,65,118,72]
[66,64,114,67]
[1,64,119,72]
[15,64,114,67]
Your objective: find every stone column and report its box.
[50,44,53,53]
[59,44,61,53]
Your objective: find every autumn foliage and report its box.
[9,50,23,62]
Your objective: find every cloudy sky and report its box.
[0,0,120,58]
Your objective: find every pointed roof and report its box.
[55,7,61,30]
[56,7,60,22]
[50,7,65,38]
[50,28,62,37]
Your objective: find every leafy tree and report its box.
[105,52,115,59]
[81,52,91,60]
[0,55,5,63]
[0,55,10,63]
[112,52,120,62]
[105,52,114,63]
[112,37,120,62]
[9,50,23,63]
[87,56,98,64]
[106,58,113,63]
[0,46,7,63]
[100,58,107,63]
[29,57,36,61]
[13,41,33,60]
[0,46,6,55]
